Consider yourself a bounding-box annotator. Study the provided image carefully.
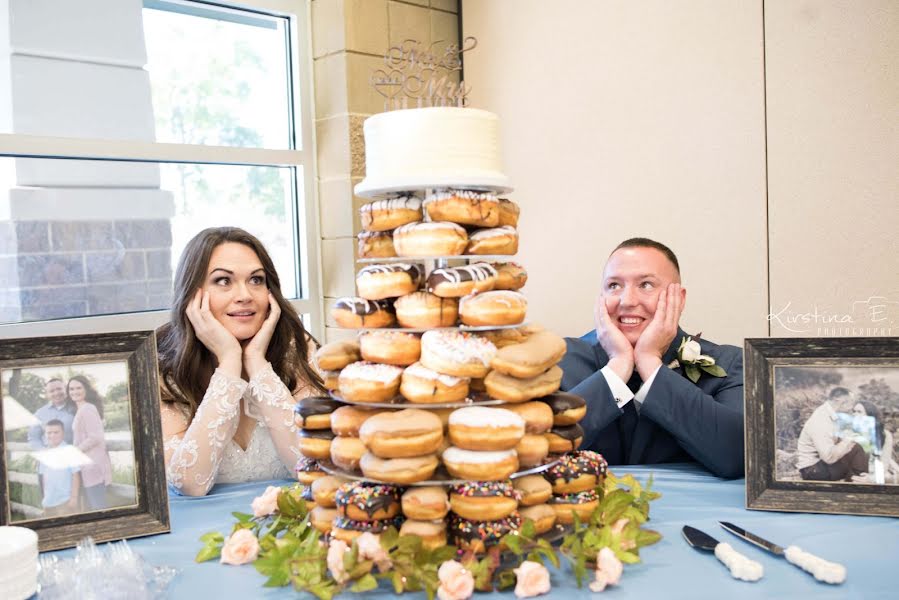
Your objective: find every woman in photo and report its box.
[853,400,899,483]
[69,374,112,510]
[158,227,325,496]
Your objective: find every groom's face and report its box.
[602,246,682,346]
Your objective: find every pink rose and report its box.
[513,561,551,598]
[327,539,350,584]
[220,528,260,565]
[251,485,281,517]
[356,532,392,572]
[589,547,623,592]
[437,560,474,600]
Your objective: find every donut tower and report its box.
[292,106,600,549]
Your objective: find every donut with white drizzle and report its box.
[360,195,422,232]
[426,263,498,297]
[356,263,423,300]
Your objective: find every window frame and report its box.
[0,0,323,341]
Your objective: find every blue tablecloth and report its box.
[48,463,898,598]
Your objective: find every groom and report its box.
[559,238,745,478]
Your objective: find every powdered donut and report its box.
[420,330,497,378]
[448,406,525,451]
[459,290,527,327]
[442,447,519,481]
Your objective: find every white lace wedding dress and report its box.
[162,363,311,495]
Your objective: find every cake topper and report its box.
[371,37,477,110]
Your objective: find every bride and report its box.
[158,227,325,496]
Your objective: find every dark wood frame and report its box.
[744,336,899,517]
[0,330,169,550]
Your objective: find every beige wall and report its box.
[462,0,898,345]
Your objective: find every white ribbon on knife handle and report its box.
[785,545,847,584]
[714,543,764,582]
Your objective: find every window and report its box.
[0,0,320,338]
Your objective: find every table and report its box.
[49,463,898,599]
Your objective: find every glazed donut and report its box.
[359,408,444,458]
[549,489,598,525]
[337,361,403,403]
[442,447,519,481]
[513,475,553,507]
[395,291,458,328]
[332,515,406,543]
[544,450,608,494]
[356,263,423,300]
[359,330,421,366]
[401,486,450,520]
[448,511,521,554]
[400,361,469,404]
[336,481,402,521]
[423,190,499,227]
[330,435,367,471]
[298,428,335,460]
[310,505,337,534]
[311,475,348,508]
[400,519,447,550]
[330,405,382,437]
[504,401,554,434]
[476,326,530,349]
[426,263,497,298]
[491,330,566,379]
[293,396,341,430]
[459,290,527,327]
[518,504,556,535]
[540,392,587,426]
[545,424,585,454]
[484,365,563,403]
[514,434,550,467]
[466,226,518,255]
[332,297,395,329]
[357,230,397,259]
[497,198,520,227]
[449,480,520,521]
[295,456,325,486]
[448,406,525,451]
[393,221,468,257]
[491,262,527,291]
[359,452,439,485]
[420,330,497,378]
[319,369,340,391]
[314,339,361,371]
[360,196,422,232]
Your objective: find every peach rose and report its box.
[251,485,281,517]
[437,560,474,600]
[327,539,350,584]
[609,518,636,550]
[589,547,623,592]
[356,532,392,572]
[220,528,260,566]
[513,561,551,598]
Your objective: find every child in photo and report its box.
[38,419,82,517]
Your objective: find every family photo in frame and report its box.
[744,337,899,517]
[0,331,169,551]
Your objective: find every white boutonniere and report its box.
[673,336,727,383]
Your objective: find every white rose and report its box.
[697,354,716,366]
[680,339,701,362]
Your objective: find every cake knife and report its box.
[682,525,764,582]
[718,521,846,584]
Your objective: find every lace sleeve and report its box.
[162,370,246,496]
[247,363,310,471]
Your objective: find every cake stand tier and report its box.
[352,322,527,334]
[356,254,518,264]
[354,176,513,199]
[328,390,509,409]
[318,456,561,487]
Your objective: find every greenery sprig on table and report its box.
[196,473,662,599]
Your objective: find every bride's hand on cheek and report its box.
[186,289,242,375]
[243,292,281,377]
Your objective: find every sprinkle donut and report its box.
[420,330,497,378]
[448,511,521,554]
[449,480,521,521]
[335,481,402,521]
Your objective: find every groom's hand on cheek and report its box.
[634,284,684,380]
[595,294,634,382]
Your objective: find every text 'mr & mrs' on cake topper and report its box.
[371,37,477,111]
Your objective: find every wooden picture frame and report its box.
[744,336,899,517]
[0,330,169,550]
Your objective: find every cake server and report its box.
[682,525,764,582]
[718,521,846,584]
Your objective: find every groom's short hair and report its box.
[612,238,680,275]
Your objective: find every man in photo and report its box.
[559,238,745,478]
[796,387,870,481]
[27,377,77,449]
[37,419,82,517]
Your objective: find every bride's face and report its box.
[202,242,269,341]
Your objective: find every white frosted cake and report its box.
[354,107,511,196]
[0,526,38,600]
